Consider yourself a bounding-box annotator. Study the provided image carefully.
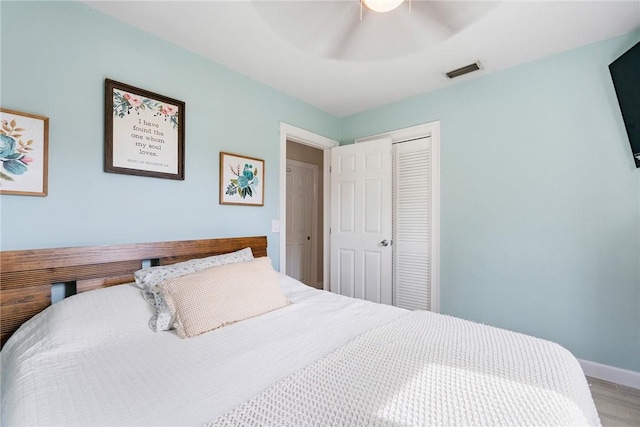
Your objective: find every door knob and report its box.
[380,239,389,247]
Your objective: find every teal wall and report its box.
[2,1,638,373]
[342,31,640,372]
[0,1,340,271]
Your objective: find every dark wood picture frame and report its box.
[104,79,185,180]
[219,151,265,206]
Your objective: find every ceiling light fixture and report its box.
[361,0,405,13]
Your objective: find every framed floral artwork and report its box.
[104,79,185,180]
[0,108,49,196]
[219,152,264,206]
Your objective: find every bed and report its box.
[0,236,600,426]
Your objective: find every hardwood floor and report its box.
[587,376,640,426]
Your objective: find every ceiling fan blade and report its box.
[251,1,361,59]
[250,0,493,62]
[319,2,363,59]
[335,2,453,61]
[410,1,501,34]
[402,1,455,41]
[304,1,363,59]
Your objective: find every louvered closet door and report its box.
[393,137,433,311]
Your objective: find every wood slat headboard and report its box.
[0,236,268,348]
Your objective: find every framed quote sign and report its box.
[104,79,185,180]
[0,108,49,196]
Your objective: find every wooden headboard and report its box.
[0,236,268,347]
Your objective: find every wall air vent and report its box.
[445,61,482,79]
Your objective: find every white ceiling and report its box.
[86,1,640,117]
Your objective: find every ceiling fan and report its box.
[251,1,499,62]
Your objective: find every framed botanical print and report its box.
[0,108,49,196]
[219,152,264,206]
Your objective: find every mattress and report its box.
[0,273,600,426]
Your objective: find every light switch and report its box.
[271,220,280,233]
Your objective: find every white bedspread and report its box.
[209,310,600,426]
[1,274,405,426]
[1,274,599,426]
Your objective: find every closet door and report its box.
[393,137,435,311]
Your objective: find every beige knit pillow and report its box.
[158,257,289,338]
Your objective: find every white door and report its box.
[286,160,318,286]
[330,138,392,304]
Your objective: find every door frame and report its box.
[279,122,338,291]
[355,121,441,312]
[285,158,319,287]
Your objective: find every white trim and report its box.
[579,358,640,389]
[355,122,439,144]
[279,122,338,292]
[355,121,441,312]
[430,122,441,313]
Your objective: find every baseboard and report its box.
[579,358,640,389]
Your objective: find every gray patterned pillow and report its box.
[134,247,254,331]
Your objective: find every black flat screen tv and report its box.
[609,41,640,168]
